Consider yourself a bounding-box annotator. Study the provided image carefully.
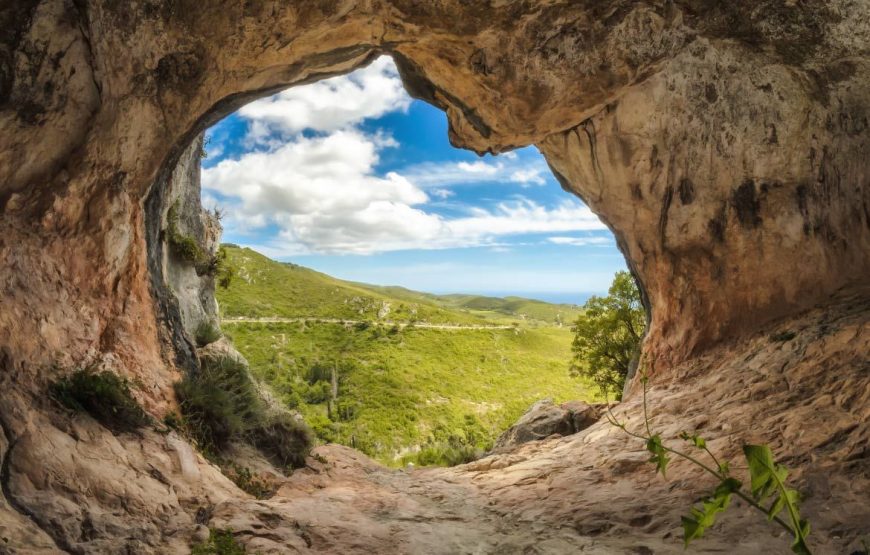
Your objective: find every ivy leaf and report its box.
[646,434,669,477]
[681,478,741,546]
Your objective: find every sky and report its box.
[202,56,625,304]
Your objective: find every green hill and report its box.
[218,246,485,325]
[216,245,595,466]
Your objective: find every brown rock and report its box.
[0,2,868,553]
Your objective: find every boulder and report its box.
[493,399,604,452]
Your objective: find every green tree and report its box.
[570,271,646,399]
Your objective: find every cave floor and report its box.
[0,289,867,554]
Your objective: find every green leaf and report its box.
[646,434,669,478]
[679,431,707,449]
[682,478,739,546]
[743,444,812,553]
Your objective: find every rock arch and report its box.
[0,1,868,552]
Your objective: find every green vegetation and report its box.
[216,245,596,466]
[569,271,646,400]
[191,528,245,555]
[174,354,312,468]
[227,322,590,466]
[165,203,235,286]
[195,320,222,347]
[222,463,278,499]
[50,367,150,432]
[607,373,812,554]
[352,283,583,325]
[218,246,578,325]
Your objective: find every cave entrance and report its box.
[165,55,631,468]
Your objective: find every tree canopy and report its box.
[570,271,646,400]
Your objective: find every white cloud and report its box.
[547,236,612,247]
[457,161,500,174]
[402,156,550,189]
[431,188,454,199]
[205,57,609,257]
[510,168,546,186]
[203,129,606,255]
[238,56,411,139]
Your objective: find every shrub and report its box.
[195,320,222,347]
[303,381,331,404]
[166,202,203,263]
[174,355,263,453]
[191,528,245,555]
[166,204,236,287]
[50,368,150,433]
[252,412,313,470]
[306,362,332,385]
[413,441,481,467]
[175,355,312,468]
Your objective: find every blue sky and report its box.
[202,57,625,304]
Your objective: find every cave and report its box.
[1,2,868,553]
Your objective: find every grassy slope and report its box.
[219,247,484,325]
[217,246,595,465]
[351,285,584,325]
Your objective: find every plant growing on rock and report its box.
[50,367,151,433]
[174,354,312,468]
[165,203,235,287]
[606,374,812,554]
[195,320,222,347]
[570,271,645,400]
[191,528,245,555]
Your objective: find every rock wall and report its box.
[2,1,867,385]
[0,1,868,552]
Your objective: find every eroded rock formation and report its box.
[1,1,868,553]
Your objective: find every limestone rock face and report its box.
[0,1,869,553]
[492,399,603,452]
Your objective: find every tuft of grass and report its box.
[50,368,150,433]
[174,355,262,453]
[191,528,245,555]
[408,441,482,467]
[252,412,313,470]
[175,354,312,468]
[195,320,222,347]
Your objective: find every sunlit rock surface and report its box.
[0,1,868,552]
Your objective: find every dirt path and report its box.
[221,316,515,331]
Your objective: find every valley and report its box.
[217,246,596,466]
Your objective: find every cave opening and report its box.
[159,55,637,468]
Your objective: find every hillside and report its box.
[219,246,486,325]
[217,246,596,465]
[351,284,583,325]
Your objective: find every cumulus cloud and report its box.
[205,55,609,256]
[238,56,411,139]
[203,130,606,255]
